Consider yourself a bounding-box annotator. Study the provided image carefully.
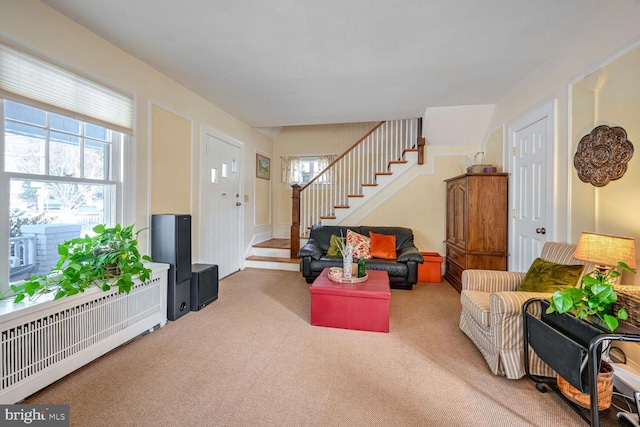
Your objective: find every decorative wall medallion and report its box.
[573,125,634,187]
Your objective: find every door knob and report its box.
[236,202,242,206]
[536,228,546,235]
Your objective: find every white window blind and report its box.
[0,44,133,132]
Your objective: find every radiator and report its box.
[0,263,168,404]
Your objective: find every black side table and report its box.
[523,298,640,426]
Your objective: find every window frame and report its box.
[0,97,134,294]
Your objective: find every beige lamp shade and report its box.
[574,232,636,269]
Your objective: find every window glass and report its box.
[50,133,81,177]
[4,124,46,174]
[3,99,123,285]
[50,113,80,133]
[84,139,109,180]
[298,157,329,184]
[5,100,46,126]
[85,123,109,141]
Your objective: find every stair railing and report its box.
[290,118,424,257]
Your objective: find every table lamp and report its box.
[573,232,636,275]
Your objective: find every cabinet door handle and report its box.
[536,228,546,235]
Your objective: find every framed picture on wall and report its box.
[256,154,270,180]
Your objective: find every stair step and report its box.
[362,183,378,187]
[245,255,301,272]
[334,205,350,209]
[375,172,393,177]
[253,238,290,249]
[347,194,364,198]
[389,160,408,165]
[320,215,337,219]
[246,255,300,264]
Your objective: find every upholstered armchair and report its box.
[459,242,595,379]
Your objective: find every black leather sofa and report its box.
[298,225,424,290]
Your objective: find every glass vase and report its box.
[343,255,352,278]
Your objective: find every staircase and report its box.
[246,118,424,270]
[290,118,424,257]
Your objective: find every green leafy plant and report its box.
[8,224,153,303]
[546,262,636,331]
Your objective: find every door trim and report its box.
[199,125,245,271]
[506,100,557,270]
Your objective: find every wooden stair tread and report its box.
[246,255,300,264]
[389,160,408,164]
[362,183,378,187]
[347,194,364,197]
[253,238,291,249]
[375,172,393,176]
[320,215,337,219]
[334,205,350,209]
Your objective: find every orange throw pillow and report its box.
[369,231,396,259]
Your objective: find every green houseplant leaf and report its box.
[547,261,636,331]
[6,223,153,303]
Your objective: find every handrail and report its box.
[301,121,385,191]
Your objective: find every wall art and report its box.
[573,125,634,187]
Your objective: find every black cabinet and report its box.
[152,214,192,321]
[191,264,218,311]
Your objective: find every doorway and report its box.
[508,101,555,271]
[200,128,244,278]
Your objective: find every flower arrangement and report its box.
[333,233,358,278]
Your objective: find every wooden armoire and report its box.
[444,173,508,292]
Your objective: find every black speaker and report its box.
[191,264,218,311]
[151,214,192,321]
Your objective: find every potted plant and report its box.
[544,261,636,410]
[7,223,153,303]
[546,261,635,332]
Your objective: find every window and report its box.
[282,155,335,185]
[3,100,126,285]
[0,44,133,292]
[298,157,323,184]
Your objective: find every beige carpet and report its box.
[24,268,586,426]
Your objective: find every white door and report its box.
[201,130,243,278]
[510,104,554,272]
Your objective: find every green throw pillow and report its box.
[517,258,584,292]
[326,235,345,258]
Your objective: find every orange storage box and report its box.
[418,252,443,283]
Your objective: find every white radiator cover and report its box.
[0,262,169,404]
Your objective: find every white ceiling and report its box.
[42,0,616,128]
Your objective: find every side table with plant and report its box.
[533,261,637,414]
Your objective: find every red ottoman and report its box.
[310,269,391,333]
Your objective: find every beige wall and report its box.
[485,3,640,247]
[255,152,271,226]
[482,2,640,284]
[359,156,462,253]
[484,127,504,172]
[151,105,191,214]
[1,0,273,260]
[571,45,640,283]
